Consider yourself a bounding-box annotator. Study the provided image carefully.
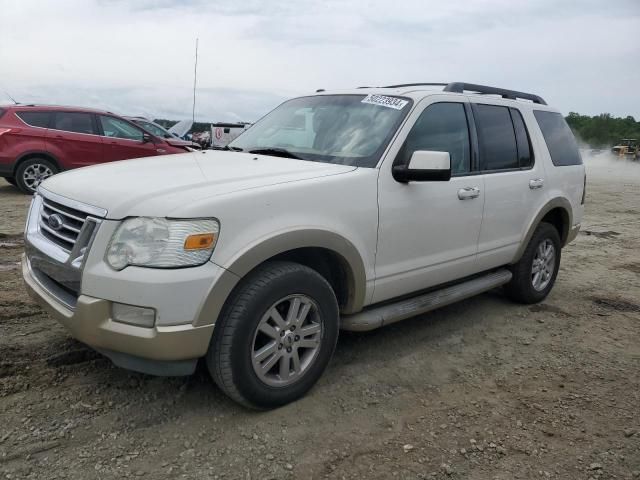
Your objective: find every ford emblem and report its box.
[47,213,64,231]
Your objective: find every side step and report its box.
[340,269,512,332]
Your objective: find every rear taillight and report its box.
[581,174,586,205]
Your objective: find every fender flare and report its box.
[194,229,368,327]
[512,197,573,263]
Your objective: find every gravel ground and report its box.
[0,155,639,479]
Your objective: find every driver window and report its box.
[398,102,471,175]
[99,116,144,141]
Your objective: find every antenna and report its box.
[192,38,199,125]
[1,87,18,104]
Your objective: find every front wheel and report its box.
[505,222,561,304]
[15,158,58,194]
[207,261,339,409]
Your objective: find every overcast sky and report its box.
[1,0,639,122]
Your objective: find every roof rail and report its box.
[443,82,547,105]
[383,83,449,89]
[379,82,546,105]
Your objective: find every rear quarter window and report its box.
[533,110,582,166]
[16,111,53,128]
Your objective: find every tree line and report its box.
[565,113,640,148]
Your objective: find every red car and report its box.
[0,105,193,194]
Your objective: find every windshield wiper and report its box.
[223,145,244,152]
[247,147,301,159]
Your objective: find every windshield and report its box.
[229,94,412,167]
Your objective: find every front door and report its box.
[374,100,485,303]
[98,115,162,162]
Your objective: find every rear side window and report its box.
[474,104,519,171]
[53,112,96,134]
[16,111,52,128]
[533,110,582,166]
[510,108,533,168]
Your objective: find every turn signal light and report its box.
[184,233,216,250]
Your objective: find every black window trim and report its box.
[393,100,475,178]
[509,107,535,169]
[50,111,100,137]
[471,103,535,175]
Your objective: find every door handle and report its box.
[529,178,544,189]
[457,186,480,200]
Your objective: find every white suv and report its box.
[23,82,585,408]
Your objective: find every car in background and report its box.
[125,116,200,150]
[0,105,194,194]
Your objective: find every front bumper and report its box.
[23,255,214,375]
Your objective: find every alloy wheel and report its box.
[531,239,555,291]
[22,164,54,192]
[251,294,323,387]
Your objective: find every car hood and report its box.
[40,150,357,219]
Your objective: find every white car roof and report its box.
[310,82,559,112]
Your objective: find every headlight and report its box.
[106,217,219,270]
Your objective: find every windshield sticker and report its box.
[361,94,409,110]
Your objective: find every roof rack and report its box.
[382,83,449,89]
[381,82,547,105]
[444,82,546,105]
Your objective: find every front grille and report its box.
[38,197,90,251]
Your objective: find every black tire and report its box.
[15,158,58,194]
[4,177,17,186]
[207,261,339,409]
[505,222,561,304]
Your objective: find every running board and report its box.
[340,269,512,332]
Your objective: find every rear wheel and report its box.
[505,222,561,304]
[15,158,58,194]
[207,261,339,409]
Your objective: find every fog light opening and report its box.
[111,303,156,328]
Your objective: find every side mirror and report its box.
[392,150,452,183]
[142,133,152,143]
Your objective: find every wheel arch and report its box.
[512,197,573,263]
[13,151,61,176]
[194,229,368,328]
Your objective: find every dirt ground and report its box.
[0,155,639,480]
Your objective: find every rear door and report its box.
[46,111,104,168]
[472,102,547,270]
[7,111,52,163]
[98,115,163,161]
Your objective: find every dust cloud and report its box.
[582,150,640,181]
